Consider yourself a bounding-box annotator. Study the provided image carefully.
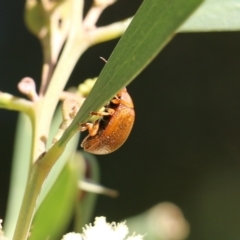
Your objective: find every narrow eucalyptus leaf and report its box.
[179,0,240,32]
[74,152,100,232]
[4,114,32,239]
[29,158,80,240]
[60,0,204,145]
[37,105,80,209]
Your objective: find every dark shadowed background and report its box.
[1,1,240,240]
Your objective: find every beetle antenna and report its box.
[100,56,108,63]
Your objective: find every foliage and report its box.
[0,0,239,239]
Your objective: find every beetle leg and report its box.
[79,121,100,136]
[111,98,133,108]
[111,98,120,104]
[111,95,120,104]
[90,107,115,116]
[79,123,89,132]
[90,111,110,116]
[105,108,115,115]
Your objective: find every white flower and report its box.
[82,217,143,240]
[62,232,82,240]
[62,217,143,240]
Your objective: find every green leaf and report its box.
[28,156,81,240]
[179,0,240,32]
[36,105,80,209]
[4,114,32,239]
[59,0,204,145]
[74,152,100,232]
[5,107,80,239]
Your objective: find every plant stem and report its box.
[11,0,135,238]
[30,0,88,163]
[12,1,87,238]
[12,142,66,240]
[0,92,33,116]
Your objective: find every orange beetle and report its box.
[79,88,135,154]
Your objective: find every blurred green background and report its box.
[1,1,240,240]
